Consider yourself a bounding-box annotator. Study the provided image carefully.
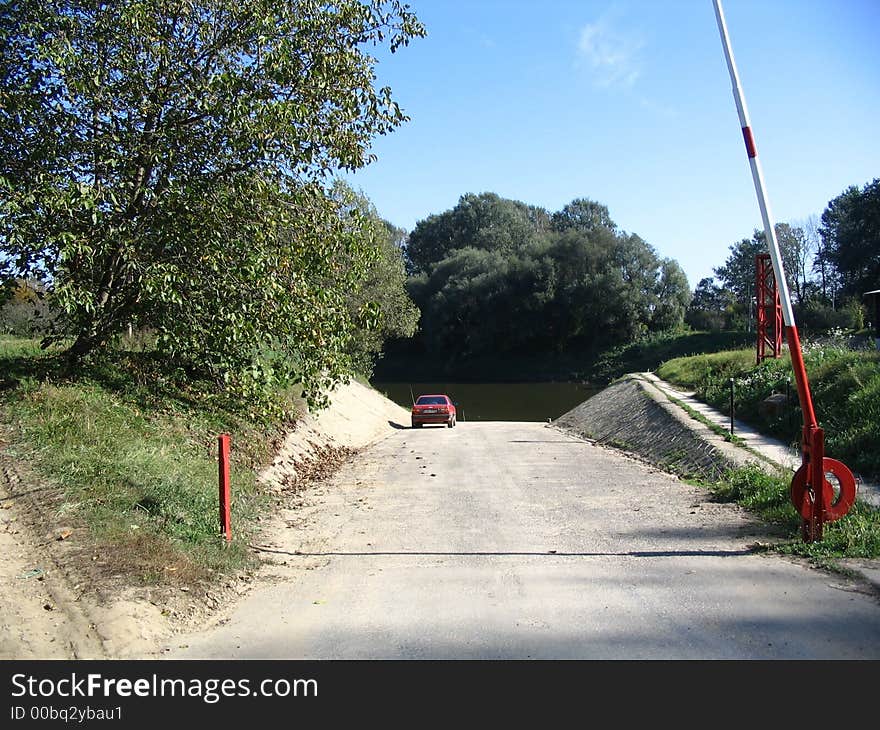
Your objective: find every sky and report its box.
[344,0,880,291]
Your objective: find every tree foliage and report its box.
[403,193,691,361]
[330,180,419,377]
[404,192,550,275]
[713,224,805,306]
[0,0,425,408]
[685,277,735,331]
[820,178,880,300]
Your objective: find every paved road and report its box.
[167,422,880,659]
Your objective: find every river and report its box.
[369,381,602,422]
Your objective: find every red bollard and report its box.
[218,434,231,542]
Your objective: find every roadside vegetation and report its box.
[0,2,424,589]
[656,331,880,562]
[657,333,880,482]
[708,464,880,562]
[0,335,302,583]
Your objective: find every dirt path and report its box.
[0,457,104,659]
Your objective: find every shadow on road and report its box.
[250,546,755,559]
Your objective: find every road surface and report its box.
[167,422,880,659]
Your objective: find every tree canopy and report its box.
[820,178,880,300]
[0,0,425,408]
[402,193,691,361]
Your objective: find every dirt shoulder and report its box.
[0,379,410,660]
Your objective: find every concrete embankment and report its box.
[553,373,779,482]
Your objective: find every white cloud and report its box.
[577,13,645,89]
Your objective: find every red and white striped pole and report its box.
[712,0,855,541]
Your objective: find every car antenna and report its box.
[409,385,415,405]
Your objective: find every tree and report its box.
[685,277,734,331]
[819,179,880,300]
[550,198,616,235]
[330,181,419,377]
[404,192,548,275]
[804,213,838,305]
[0,0,425,407]
[651,258,690,332]
[714,225,801,311]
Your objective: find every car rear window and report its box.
[416,396,447,405]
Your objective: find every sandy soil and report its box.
[0,379,409,659]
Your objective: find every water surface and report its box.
[371,381,601,422]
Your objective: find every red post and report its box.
[218,434,231,542]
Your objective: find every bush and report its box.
[795,299,864,335]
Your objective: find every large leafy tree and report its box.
[406,195,689,361]
[404,192,549,275]
[329,180,419,377]
[0,0,424,405]
[651,258,691,332]
[819,178,880,300]
[550,197,615,235]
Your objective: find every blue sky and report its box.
[344,0,880,291]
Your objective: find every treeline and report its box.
[687,178,880,334]
[399,193,690,362]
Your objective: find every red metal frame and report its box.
[755,253,782,364]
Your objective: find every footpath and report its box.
[641,372,880,509]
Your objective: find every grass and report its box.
[589,330,754,383]
[657,338,880,482]
[708,464,880,561]
[0,336,305,586]
[655,332,880,561]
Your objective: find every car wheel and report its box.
[412,422,422,429]
[447,417,455,428]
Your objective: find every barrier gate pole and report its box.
[711,0,856,541]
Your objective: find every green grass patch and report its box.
[710,464,880,560]
[657,340,880,482]
[589,330,754,383]
[0,336,304,585]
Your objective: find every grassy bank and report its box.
[656,336,880,481]
[656,336,880,561]
[0,336,302,586]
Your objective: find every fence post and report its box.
[218,434,231,542]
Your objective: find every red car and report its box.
[411,394,457,428]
